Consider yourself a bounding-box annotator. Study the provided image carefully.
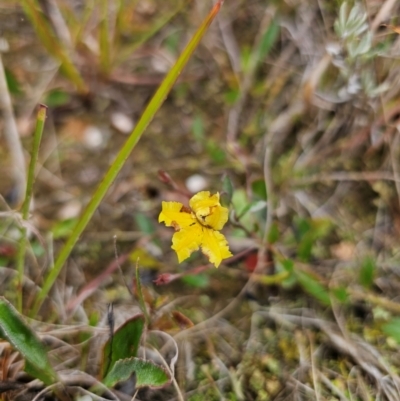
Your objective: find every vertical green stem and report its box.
[16,104,47,312]
[31,0,224,317]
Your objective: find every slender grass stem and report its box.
[31,1,225,317]
[16,105,47,312]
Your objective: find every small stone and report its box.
[83,125,105,149]
[186,174,208,193]
[58,200,82,220]
[111,111,134,134]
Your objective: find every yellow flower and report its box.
[159,191,232,267]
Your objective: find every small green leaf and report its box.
[5,69,22,95]
[206,140,226,163]
[135,213,155,235]
[256,20,279,63]
[278,260,296,289]
[298,233,313,262]
[382,318,400,343]
[192,114,205,144]
[164,30,180,54]
[224,88,240,105]
[251,179,267,201]
[280,259,294,273]
[267,222,279,244]
[45,89,71,107]
[221,175,234,206]
[240,45,252,73]
[182,273,209,288]
[51,218,78,239]
[295,271,331,306]
[294,217,333,262]
[31,241,45,257]
[0,297,58,385]
[101,314,145,379]
[332,287,349,303]
[294,217,311,240]
[103,357,170,389]
[359,256,375,289]
[231,189,248,213]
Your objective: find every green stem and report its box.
[31,1,224,317]
[16,104,47,312]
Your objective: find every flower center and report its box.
[193,207,212,228]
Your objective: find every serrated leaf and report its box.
[0,297,58,385]
[101,314,145,379]
[103,357,170,389]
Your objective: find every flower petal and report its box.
[189,191,228,230]
[204,204,229,230]
[201,228,232,267]
[159,201,194,229]
[189,191,220,211]
[171,223,203,263]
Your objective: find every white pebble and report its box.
[58,200,82,220]
[186,174,208,193]
[83,125,104,149]
[111,111,134,134]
